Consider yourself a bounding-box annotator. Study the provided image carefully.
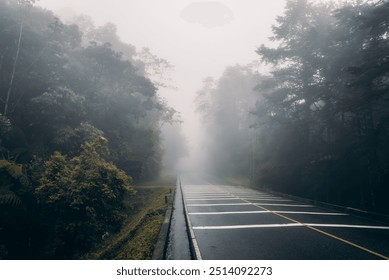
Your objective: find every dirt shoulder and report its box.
[87,184,173,260]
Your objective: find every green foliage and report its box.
[0,114,12,136]
[30,87,86,125]
[53,122,104,156]
[252,0,389,212]
[0,158,32,259]
[35,137,134,258]
[0,159,29,212]
[196,0,389,214]
[0,159,25,182]
[0,0,177,258]
[0,0,173,181]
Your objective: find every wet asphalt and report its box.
[172,173,389,260]
[165,177,192,260]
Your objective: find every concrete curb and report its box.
[151,186,175,260]
[179,175,202,260]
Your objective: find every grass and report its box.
[87,184,173,260]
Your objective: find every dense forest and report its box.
[0,0,180,259]
[197,0,389,213]
[1,0,389,260]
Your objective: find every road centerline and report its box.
[231,193,389,260]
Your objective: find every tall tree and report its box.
[253,0,389,211]
[3,0,35,116]
[196,65,264,179]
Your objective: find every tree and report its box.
[35,137,134,258]
[196,65,264,179]
[0,0,178,258]
[252,0,389,212]
[135,47,176,89]
[0,158,33,259]
[3,0,36,116]
[331,0,389,209]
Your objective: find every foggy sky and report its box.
[37,0,287,165]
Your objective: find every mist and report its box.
[36,0,289,170]
[37,0,389,210]
[1,0,389,261]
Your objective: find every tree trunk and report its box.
[4,20,24,116]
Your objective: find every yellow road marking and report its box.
[189,180,389,259]
[237,195,389,260]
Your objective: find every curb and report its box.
[151,186,175,260]
[179,175,202,260]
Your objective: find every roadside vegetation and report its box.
[0,0,180,259]
[88,185,172,260]
[1,0,388,260]
[196,0,389,214]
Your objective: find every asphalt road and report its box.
[179,173,389,260]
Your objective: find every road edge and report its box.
[151,185,175,260]
[179,175,203,260]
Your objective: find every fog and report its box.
[33,0,389,213]
[37,0,287,169]
[2,0,389,261]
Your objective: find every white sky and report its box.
[37,0,287,163]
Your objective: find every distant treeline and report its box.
[0,0,178,259]
[197,0,389,214]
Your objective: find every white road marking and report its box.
[254,203,313,207]
[188,211,348,216]
[239,198,284,200]
[193,223,389,230]
[237,195,271,196]
[187,203,252,206]
[193,223,301,229]
[185,198,243,201]
[185,194,286,199]
[184,192,274,196]
[179,182,203,260]
[190,211,270,215]
[232,193,273,196]
[185,198,291,201]
[181,182,389,260]
[185,195,236,198]
[184,192,229,194]
[232,196,272,198]
[274,211,348,215]
[185,196,279,199]
[307,224,389,230]
[235,196,282,198]
[187,193,241,194]
[186,203,313,207]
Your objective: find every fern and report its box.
[0,114,11,135]
[0,159,27,185]
[0,192,24,210]
[0,159,29,212]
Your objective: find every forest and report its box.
[197,0,389,214]
[0,0,180,259]
[1,0,388,260]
